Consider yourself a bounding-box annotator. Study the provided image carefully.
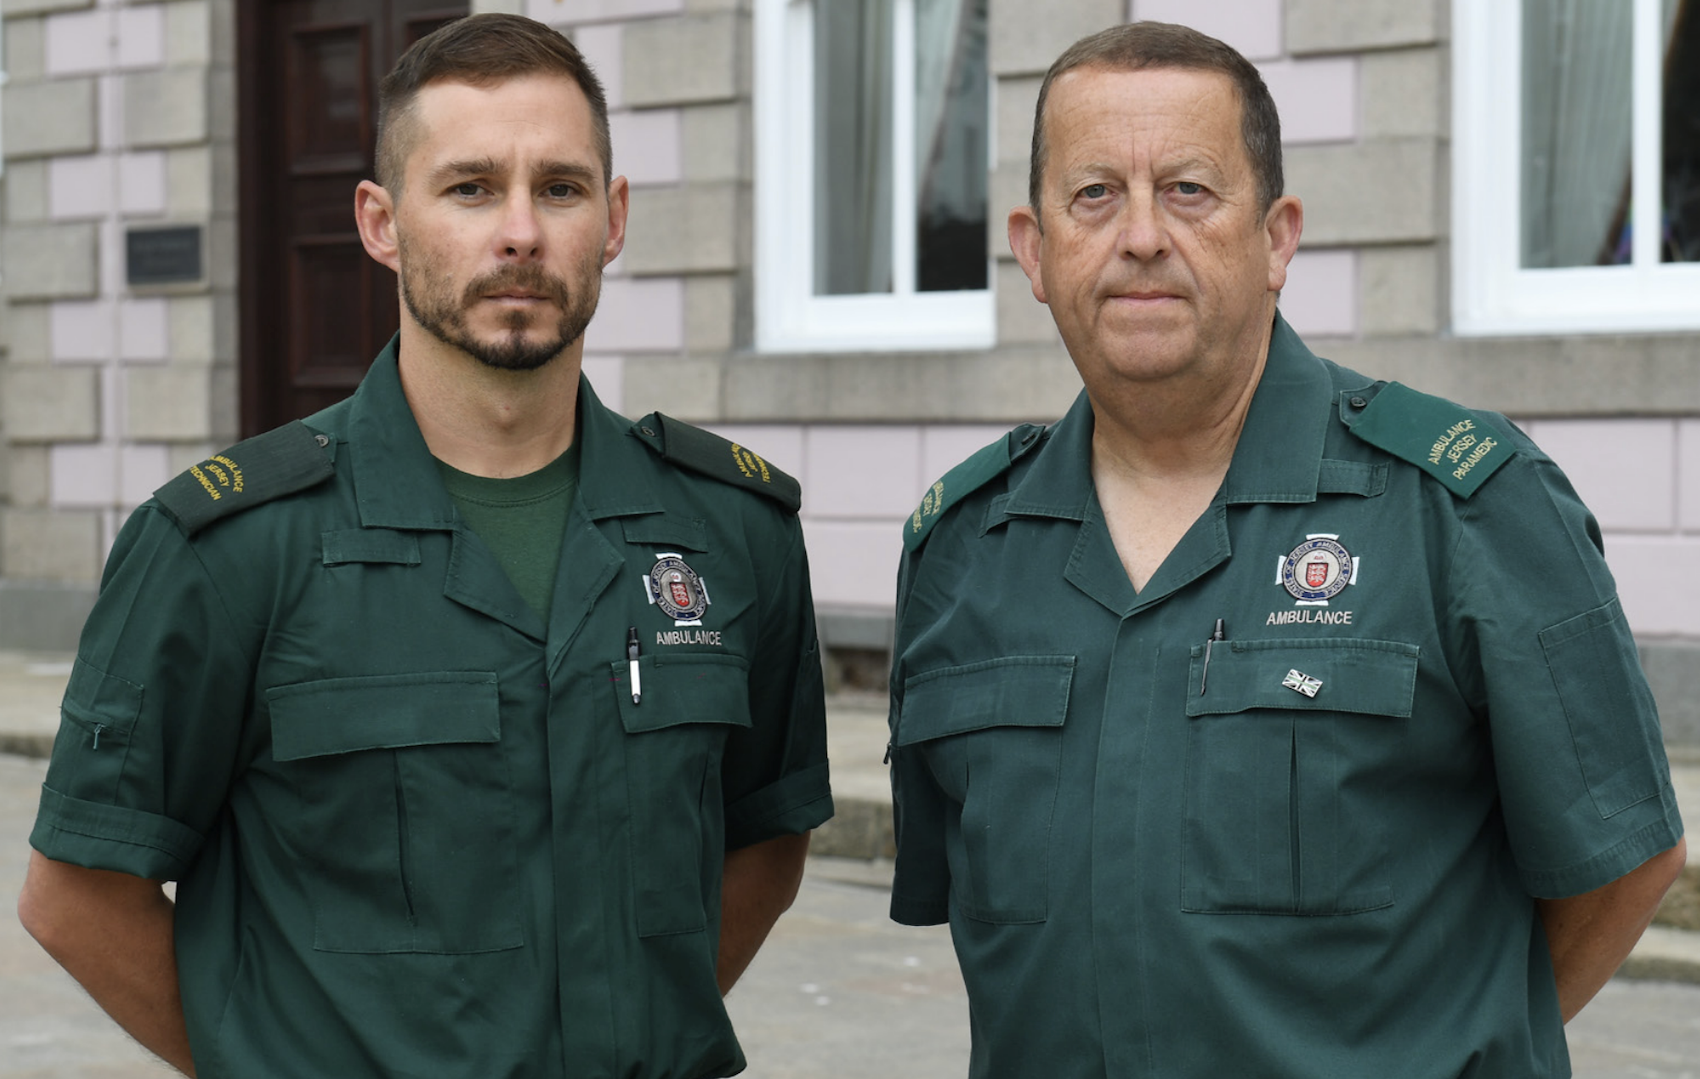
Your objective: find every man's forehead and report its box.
[405,73,598,168]
[1043,65,1244,165]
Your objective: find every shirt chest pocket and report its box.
[895,656,1074,925]
[268,672,523,954]
[1182,638,1418,916]
[611,652,752,937]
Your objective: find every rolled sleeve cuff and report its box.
[29,785,203,881]
[724,761,833,850]
[889,892,950,926]
[1520,790,1685,899]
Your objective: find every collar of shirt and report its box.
[343,337,664,530]
[1003,313,1335,525]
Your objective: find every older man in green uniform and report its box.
[888,22,1684,1078]
[17,15,831,1079]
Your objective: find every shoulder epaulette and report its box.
[1342,381,1516,498]
[629,413,801,513]
[154,421,336,535]
[905,423,1046,551]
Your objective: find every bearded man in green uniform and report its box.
[888,21,1684,1078]
[17,14,831,1078]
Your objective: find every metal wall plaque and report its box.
[126,226,203,286]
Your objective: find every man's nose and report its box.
[497,196,543,260]
[1117,191,1170,261]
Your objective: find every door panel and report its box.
[239,0,468,436]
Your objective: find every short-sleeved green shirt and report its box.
[888,317,1681,1078]
[30,339,833,1079]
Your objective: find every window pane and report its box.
[1520,0,1633,267]
[814,0,895,296]
[1663,0,1700,262]
[915,0,988,292]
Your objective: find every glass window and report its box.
[1452,0,1700,334]
[755,0,994,352]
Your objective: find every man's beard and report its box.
[399,250,600,372]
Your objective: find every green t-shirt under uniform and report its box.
[437,443,580,620]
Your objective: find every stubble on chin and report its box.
[398,248,602,372]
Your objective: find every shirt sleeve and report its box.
[29,506,255,881]
[886,543,954,927]
[1449,446,1683,899]
[720,514,833,850]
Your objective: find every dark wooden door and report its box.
[238,0,467,436]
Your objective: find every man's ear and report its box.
[1008,204,1048,305]
[602,175,630,268]
[1263,194,1304,293]
[355,180,401,272]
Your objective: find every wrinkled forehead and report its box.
[1036,65,1249,190]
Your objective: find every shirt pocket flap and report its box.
[620,516,710,552]
[320,528,422,566]
[895,655,1075,746]
[1186,639,1418,719]
[268,671,500,761]
[613,652,753,734]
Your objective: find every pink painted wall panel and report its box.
[804,427,924,519]
[799,519,905,609]
[583,276,683,352]
[1526,419,1676,532]
[1600,535,1700,637]
[1130,0,1283,60]
[1279,248,1357,338]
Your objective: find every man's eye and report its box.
[1175,181,1204,196]
[1081,183,1108,200]
[452,183,482,197]
[546,183,576,198]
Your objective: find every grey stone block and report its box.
[1285,138,1438,245]
[1286,0,1441,54]
[0,579,97,650]
[208,67,236,147]
[681,102,746,183]
[0,508,102,584]
[5,303,53,365]
[123,363,234,440]
[621,182,741,275]
[4,159,49,225]
[1,0,94,15]
[996,259,1059,346]
[1315,335,1700,417]
[5,16,46,82]
[167,292,237,364]
[1644,640,1700,749]
[990,0,1122,76]
[1,363,100,441]
[990,160,1028,228]
[683,273,736,352]
[124,68,208,148]
[1360,244,1440,337]
[165,145,213,217]
[622,12,743,108]
[4,444,49,506]
[164,0,211,66]
[2,222,100,300]
[997,75,1043,167]
[706,345,1080,423]
[4,78,97,158]
[619,355,722,419]
[1361,47,1444,140]
[471,0,525,12]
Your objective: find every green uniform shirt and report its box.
[30,339,833,1079]
[888,317,1681,1079]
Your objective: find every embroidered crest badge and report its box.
[645,554,711,623]
[1278,535,1357,604]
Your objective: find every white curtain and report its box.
[814,0,895,295]
[1520,0,1634,267]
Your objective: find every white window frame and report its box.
[1452,0,1700,335]
[753,0,995,353]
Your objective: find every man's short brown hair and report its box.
[1027,22,1283,217]
[374,13,611,192]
